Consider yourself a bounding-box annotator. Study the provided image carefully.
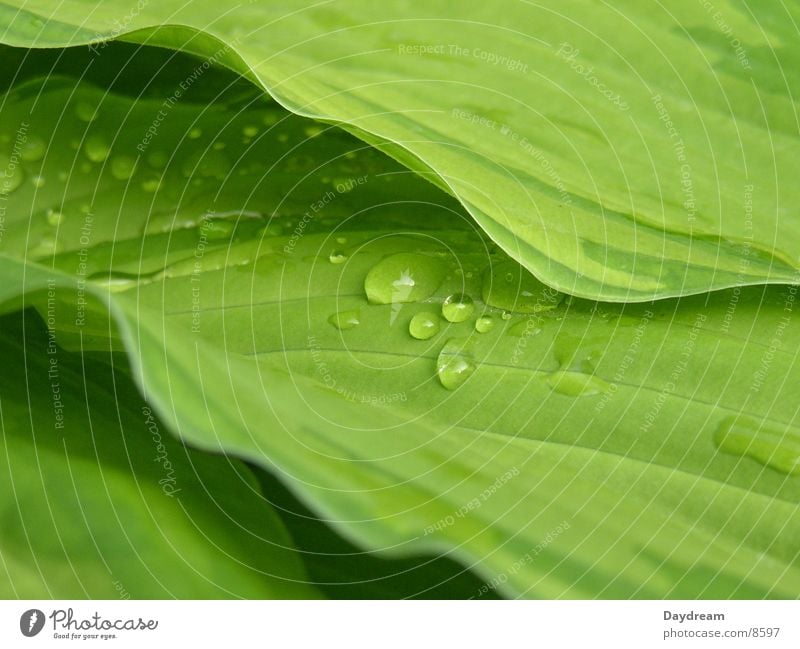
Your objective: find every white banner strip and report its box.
[0,600,797,648]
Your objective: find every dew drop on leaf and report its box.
[46,209,64,226]
[409,312,440,340]
[364,253,445,305]
[436,338,476,390]
[19,135,46,162]
[188,127,203,139]
[442,293,474,323]
[328,309,360,330]
[482,259,562,313]
[243,125,259,138]
[329,250,348,264]
[75,101,98,122]
[110,155,137,180]
[714,416,800,476]
[475,315,495,333]
[84,135,110,162]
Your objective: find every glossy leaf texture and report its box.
[1,74,798,598]
[0,0,799,299]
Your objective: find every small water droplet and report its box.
[409,312,440,340]
[141,178,161,193]
[28,235,61,257]
[304,124,324,138]
[181,150,231,180]
[19,136,46,162]
[188,127,203,139]
[546,371,610,397]
[328,309,360,330]
[242,125,259,138]
[75,101,98,122]
[31,174,45,188]
[84,135,109,162]
[442,294,474,323]
[482,260,563,313]
[364,253,446,305]
[329,250,348,264]
[110,155,136,180]
[203,219,236,239]
[475,315,495,333]
[212,141,226,151]
[436,338,476,390]
[714,416,800,476]
[277,133,289,143]
[336,236,347,245]
[46,209,63,226]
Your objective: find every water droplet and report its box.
[436,338,476,390]
[475,315,495,333]
[84,135,109,162]
[482,260,563,313]
[110,155,136,180]
[304,124,324,138]
[364,253,446,305]
[46,209,63,226]
[328,309,360,330]
[546,371,610,397]
[442,294,474,323]
[19,136,46,162]
[714,416,800,476]
[188,127,203,139]
[329,250,348,264]
[88,271,141,292]
[277,133,289,143]
[212,141,226,151]
[409,312,440,340]
[31,175,45,188]
[336,236,347,245]
[141,178,161,193]
[75,101,98,122]
[202,218,235,239]
[242,125,259,138]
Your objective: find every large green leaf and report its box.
[1,1,798,299]
[0,312,316,598]
[1,74,798,598]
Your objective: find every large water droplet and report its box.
[364,253,445,305]
[84,135,109,162]
[111,155,137,180]
[328,309,360,330]
[546,371,610,397]
[409,312,440,340]
[714,416,800,476]
[329,250,348,264]
[475,315,495,333]
[442,294,474,323]
[437,338,476,390]
[19,136,46,162]
[482,260,563,313]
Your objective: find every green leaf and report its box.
[1,73,798,598]
[1,1,799,299]
[0,311,316,598]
